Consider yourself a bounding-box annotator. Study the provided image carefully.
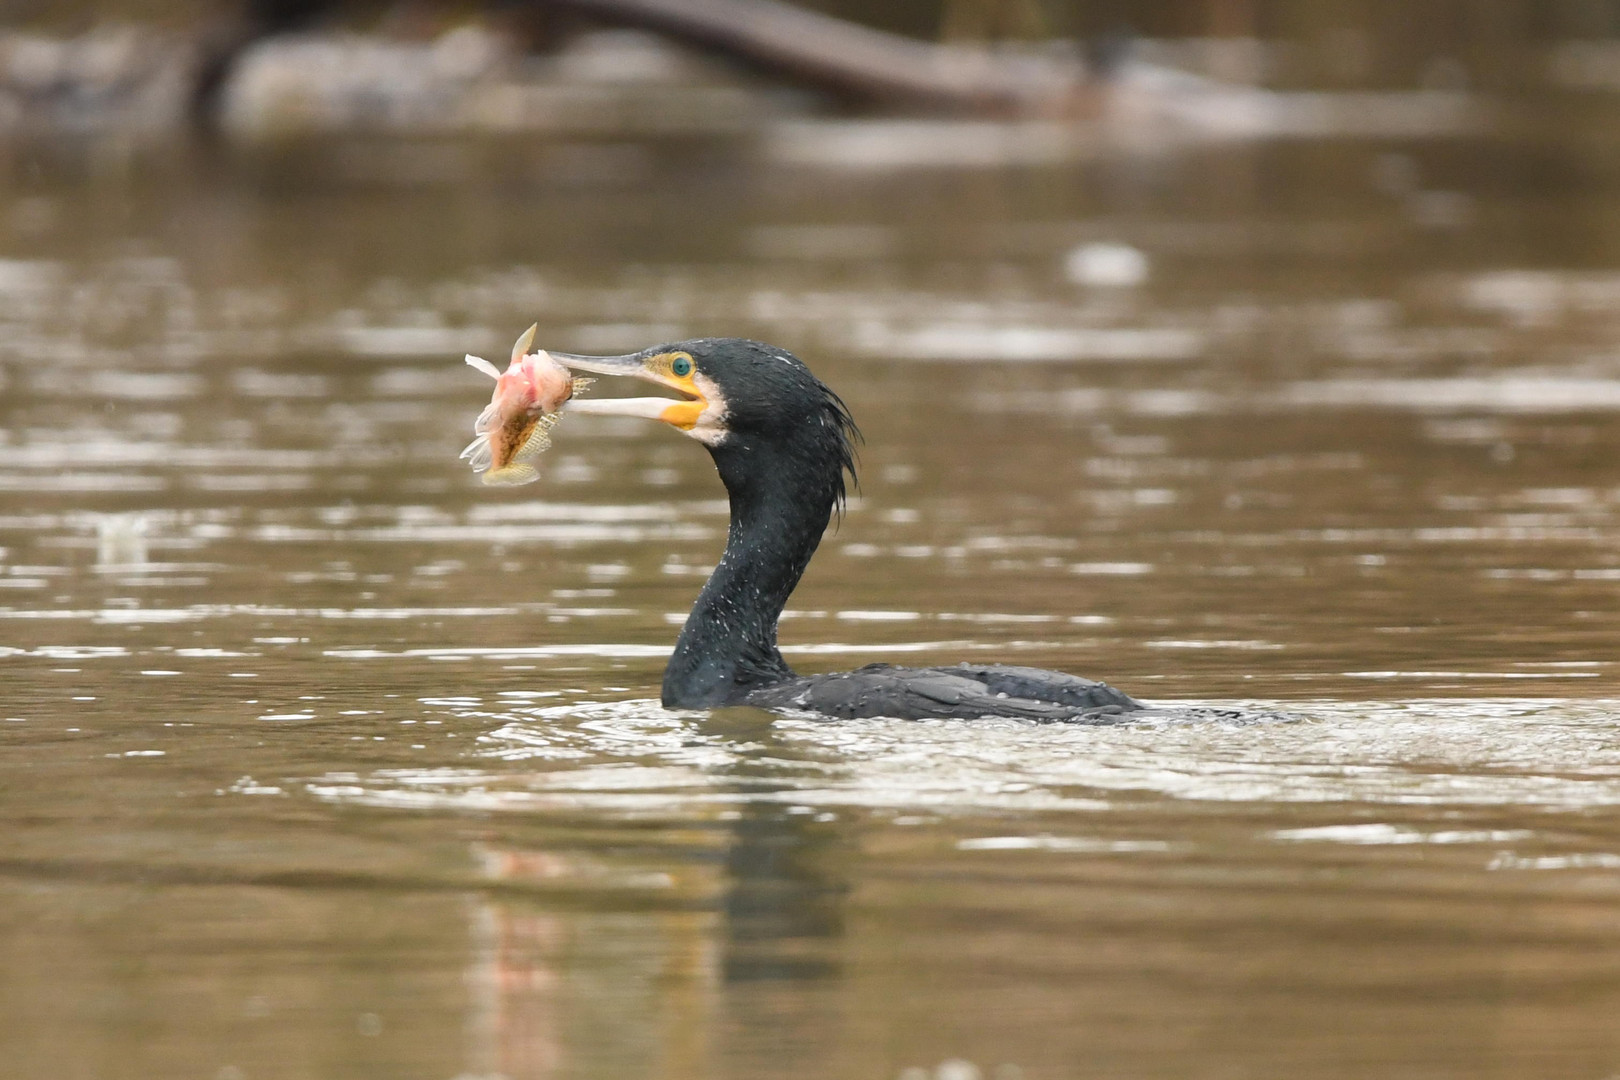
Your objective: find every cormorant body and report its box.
[553,337,1246,722]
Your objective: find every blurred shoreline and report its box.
[0,9,1494,170]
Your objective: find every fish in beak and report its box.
[461,324,593,486]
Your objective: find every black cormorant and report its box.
[551,337,1169,722]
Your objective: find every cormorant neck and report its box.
[661,436,838,708]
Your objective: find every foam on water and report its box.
[295,697,1620,820]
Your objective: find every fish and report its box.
[460,323,592,486]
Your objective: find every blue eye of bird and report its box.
[671,355,692,378]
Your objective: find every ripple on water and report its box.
[295,698,1620,822]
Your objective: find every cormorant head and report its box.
[553,337,859,512]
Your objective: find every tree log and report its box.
[545,0,1081,115]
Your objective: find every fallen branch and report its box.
[545,0,1081,114]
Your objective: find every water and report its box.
[4,131,1620,1079]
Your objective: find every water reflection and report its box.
[266,692,1620,1079]
[7,85,1620,1078]
[454,711,858,1078]
[92,512,151,568]
[464,850,718,1079]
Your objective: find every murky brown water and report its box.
[4,133,1620,1079]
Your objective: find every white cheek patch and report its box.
[685,373,729,446]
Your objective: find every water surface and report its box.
[3,131,1620,1079]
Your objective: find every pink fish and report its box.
[461,324,591,485]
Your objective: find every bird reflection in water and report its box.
[460,711,854,1077]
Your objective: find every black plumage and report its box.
[553,337,1256,722]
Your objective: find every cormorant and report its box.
[550,337,1169,722]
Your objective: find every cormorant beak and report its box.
[549,349,713,434]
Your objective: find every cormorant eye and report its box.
[671,355,693,378]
